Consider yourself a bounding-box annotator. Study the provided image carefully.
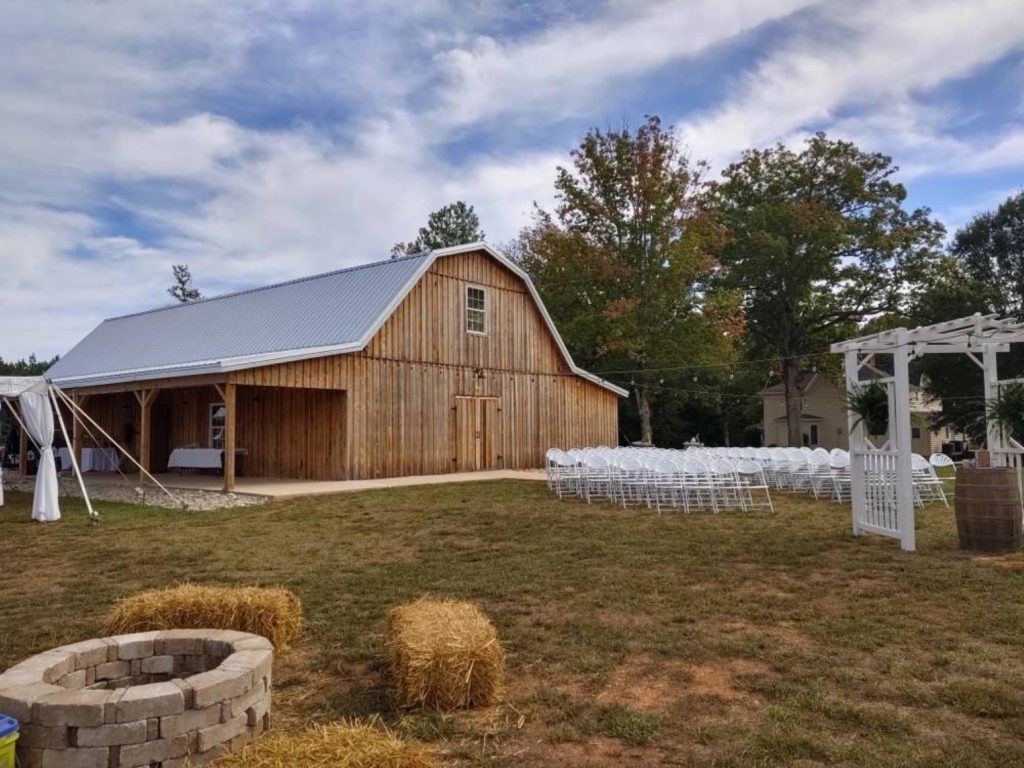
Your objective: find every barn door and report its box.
[454,396,502,472]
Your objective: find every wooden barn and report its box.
[46,243,625,489]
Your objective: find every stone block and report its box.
[103,688,126,723]
[170,677,194,708]
[147,717,159,740]
[58,669,88,690]
[0,670,46,690]
[112,632,158,661]
[189,669,248,709]
[0,683,63,723]
[156,630,207,656]
[19,722,69,749]
[224,683,264,719]
[116,682,184,722]
[118,733,188,766]
[74,719,147,747]
[39,746,108,768]
[246,694,269,727]
[141,655,174,675]
[55,639,112,671]
[159,703,222,738]
[34,689,110,727]
[94,661,130,681]
[219,649,273,688]
[197,712,247,753]
[231,636,273,652]
[129,659,141,676]
[7,651,75,684]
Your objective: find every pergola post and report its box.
[844,350,866,537]
[982,344,1002,455]
[222,383,236,493]
[892,339,916,552]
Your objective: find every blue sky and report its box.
[4,0,1024,360]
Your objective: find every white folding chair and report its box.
[736,459,774,513]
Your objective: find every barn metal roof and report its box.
[46,243,627,396]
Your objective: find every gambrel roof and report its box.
[47,243,627,396]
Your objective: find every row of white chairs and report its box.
[545,447,773,513]
[546,445,955,510]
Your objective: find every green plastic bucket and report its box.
[0,714,17,768]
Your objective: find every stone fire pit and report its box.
[0,629,272,768]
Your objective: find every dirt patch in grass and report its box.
[597,654,773,712]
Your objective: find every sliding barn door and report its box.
[453,396,502,471]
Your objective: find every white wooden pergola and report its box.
[831,313,1024,552]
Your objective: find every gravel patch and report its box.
[4,473,268,511]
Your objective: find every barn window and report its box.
[210,403,226,448]
[466,286,487,334]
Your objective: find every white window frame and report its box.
[210,402,226,449]
[466,284,487,335]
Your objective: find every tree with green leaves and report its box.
[514,116,733,444]
[909,192,1024,441]
[392,201,484,257]
[707,133,944,447]
[950,190,1024,316]
[0,354,57,375]
[168,264,201,303]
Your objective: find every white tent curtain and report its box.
[19,387,60,522]
[0,399,4,507]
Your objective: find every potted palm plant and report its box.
[844,382,889,438]
[986,382,1024,448]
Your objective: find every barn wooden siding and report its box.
[67,249,619,481]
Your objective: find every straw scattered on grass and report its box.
[385,598,504,710]
[207,721,441,768]
[105,583,302,649]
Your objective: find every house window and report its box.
[809,425,819,445]
[912,427,922,439]
[466,286,486,334]
[210,403,226,448]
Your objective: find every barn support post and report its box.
[844,350,866,537]
[222,383,236,492]
[892,338,916,552]
[71,393,90,468]
[134,388,155,484]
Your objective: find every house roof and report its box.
[46,243,628,396]
[760,363,922,397]
[761,373,818,396]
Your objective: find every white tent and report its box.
[1,377,176,522]
[2,376,75,521]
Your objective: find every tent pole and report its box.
[3,397,41,453]
[49,387,97,522]
[52,386,181,504]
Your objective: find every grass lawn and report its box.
[2,481,1024,767]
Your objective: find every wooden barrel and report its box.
[954,467,1023,552]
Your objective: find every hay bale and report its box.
[385,598,504,710]
[208,722,440,768]
[104,583,301,649]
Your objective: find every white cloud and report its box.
[680,0,1024,168]
[432,0,821,127]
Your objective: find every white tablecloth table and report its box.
[55,447,121,473]
[167,448,224,470]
